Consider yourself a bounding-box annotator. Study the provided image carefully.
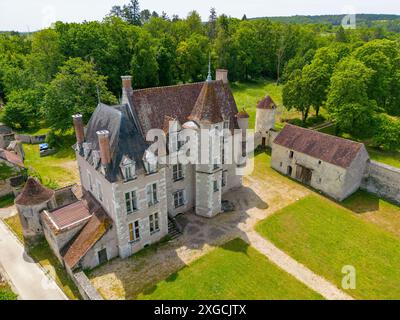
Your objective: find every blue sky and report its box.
[1,0,399,31]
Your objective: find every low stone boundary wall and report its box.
[72,271,103,300]
[361,160,400,204]
[15,134,46,144]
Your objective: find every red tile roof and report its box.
[273,124,365,169]
[131,80,238,133]
[43,201,92,234]
[257,95,277,110]
[63,206,112,269]
[0,149,23,167]
[15,178,54,206]
[188,81,223,124]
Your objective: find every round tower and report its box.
[255,95,277,146]
[236,109,250,130]
[14,177,55,242]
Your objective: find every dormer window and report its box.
[143,150,157,174]
[120,156,136,181]
[83,143,92,159]
[92,150,100,168]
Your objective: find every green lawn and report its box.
[343,191,400,239]
[2,215,80,300]
[0,281,17,300]
[23,133,78,188]
[137,238,323,300]
[256,195,400,300]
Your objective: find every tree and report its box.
[27,29,64,83]
[326,57,377,137]
[42,58,117,131]
[131,32,159,88]
[336,26,348,42]
[208,8,217,40]
[282,70,310,123]
[373,114,400,151]
[2,89,42,129]
[108,0,141,26]
[140,9,151,24]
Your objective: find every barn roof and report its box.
[15,178,54,206]
[273,124,365,168]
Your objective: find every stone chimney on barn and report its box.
[121,75,133,105]
[216,69,228,84]
[72,114,85,145]
[97,130,111,166]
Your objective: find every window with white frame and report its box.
[173,164,183,181]
[174,190,185,208]
[125,190,137,214]
[129,220,140,242]
[149,213,160,234]
[88,171,93,191]
[97,181,103,201]
[147,183,158,207]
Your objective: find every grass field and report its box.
[256,195,400,300]
[343,191,400,238]
[0,280,17,300]
[2,215,80,300]
[137,238,322,300]
[22,133,79,188]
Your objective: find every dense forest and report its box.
[0,0,400,150]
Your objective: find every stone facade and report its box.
[271,143,369,201]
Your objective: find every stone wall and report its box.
[15,134,46,144]
[72,271,103,300]
[361,160,400,204]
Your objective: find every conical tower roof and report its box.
[188,81,223,125]
[15,177,54,206]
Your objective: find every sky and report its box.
[1,0,400,32]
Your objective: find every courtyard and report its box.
[88,150,400,300]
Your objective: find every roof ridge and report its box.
[285,124,364,146]
[131,80,224,94]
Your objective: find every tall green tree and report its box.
[326,57,377,137]
[42,58,117,131]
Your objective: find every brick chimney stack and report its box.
[216,69,228,84]
[97,130,111,166]
[121,75,132,105]
[72,114,85,145]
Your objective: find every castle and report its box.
[14,68,400,277]
[15,69,251,272]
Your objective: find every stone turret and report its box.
[255,95,277,147]
[14,177,56,242]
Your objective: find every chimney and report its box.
[72,114,84,145]
[97,130,111,166]
[216,69,228,84]
[121,75,132,105]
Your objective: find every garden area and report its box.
[137,238,322,300]
[0,276,17,300]
[2,214,80,300]
[256,194,400,300]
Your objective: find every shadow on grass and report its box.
[341,191,380,214]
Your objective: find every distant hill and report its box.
[254,14,400,25]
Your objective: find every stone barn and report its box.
[271,124,369,201]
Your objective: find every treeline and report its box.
[0,0,399,146]
[282,37,400,151]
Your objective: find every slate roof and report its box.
[15,178,54,206]
[257,95,277,110]
[130,80,239,135]
[273,124,365,169]
[84,103,148,182]
[236,109,250,118]
[188,81,224,124]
